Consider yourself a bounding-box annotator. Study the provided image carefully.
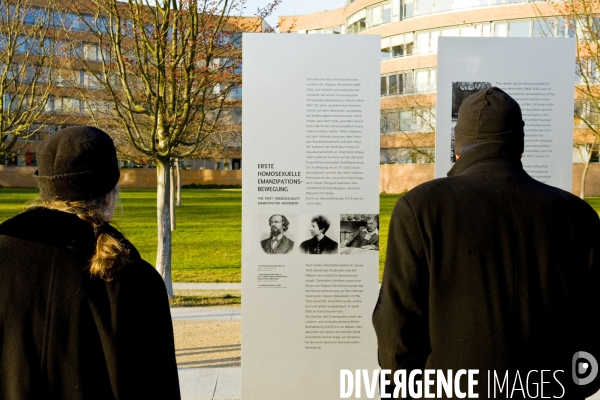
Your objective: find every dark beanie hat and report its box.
[35,126,120,201]
[454,87,525,156]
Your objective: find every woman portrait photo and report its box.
[299,214,338,255]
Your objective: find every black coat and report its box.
[373,143,600,399]
[299,235,338,254]
[260,235,294,254]
[0,207,181,400]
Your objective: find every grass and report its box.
[169,290,241,307]
[111,189,242,283]
[0,188,242,283]
[5,188,597,283]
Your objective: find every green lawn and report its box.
[0,188,243,282]
[3,188,597,283]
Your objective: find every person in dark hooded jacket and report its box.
[0,126,181,400]
[373,87,600,399]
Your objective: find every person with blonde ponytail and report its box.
[0,126,180,399]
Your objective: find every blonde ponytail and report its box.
[30,190,129,282]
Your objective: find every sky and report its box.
[240,0,346,30]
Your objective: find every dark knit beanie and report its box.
[454,87,525,156]
[35,126,120,201]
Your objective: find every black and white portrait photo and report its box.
[340,214,379,254]
[299,214,338,255]
[259,214,296,254]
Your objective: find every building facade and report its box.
[279,0,592,165]
[1,0,262,170]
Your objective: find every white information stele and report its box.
[436,37,575,191]
[242,34,380,400]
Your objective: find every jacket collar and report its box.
[0,207,140,260]
[447,142,524,177]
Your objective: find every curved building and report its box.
[279,0,580,171]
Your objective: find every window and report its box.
[381,148,434,164]
[494,22,508,37]
[234,62,242,74]
[383,3,392,23]
[371,5,383,26]
[416,0,433,15]
[97,16,110,34]
[452,0,472,10]
[403,71,414,93]
[15,36,28,54]
[84,43,100,61]
[389,33,413,57]
[4,63,19,82]
[430,30,440,52]
[228,86,242,99]
[389,75,400,95]
[23,7,47,26]
[58,97,82,114]
[442,27,459,37]
[400,110,413,131]
[508,21,530,37]
[461,25,480,37]
[381,71,418,96]
[392,42,404,57]
[436,0,452,12]
[381,46,391,60]
[415,70,429,92]
[403,0,414,18]
[384,110,399,132]
[84,71,101,88]
[231,32,242,48]
[532,19,552,37]
[21,64,36,83]
[392,0,401,21]
[481,23,491,36]
[347,11,367,34]
[557,19,567,38]
[415,31,430,54]
[579,59,600,84]
[53,68,75,87]
[232,108,242,124]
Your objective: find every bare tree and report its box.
[533,0,600,199]
[380,93,436,164]
[62,0,278,297]
[0,0,57,164]
[574,100,600,198]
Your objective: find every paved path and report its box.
[171,307,241,321]
[171,286,600,400]
[178,368,240,400]
[173,283,241,290]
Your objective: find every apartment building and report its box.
[279,0,593,165]
[1,0,263,170]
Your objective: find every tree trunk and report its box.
[156,159,174,298]
[580,137,598,200]
[176,159,182,207]
[170,159,176,231]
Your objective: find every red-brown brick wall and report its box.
[5,165,600,196]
